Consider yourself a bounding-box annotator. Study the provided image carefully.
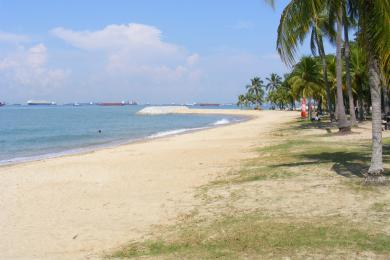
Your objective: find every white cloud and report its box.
[186,53,199,66]
[0,44,68,92]
[51,23,178,54]
[52,23,200,82]
[0,31,30,43]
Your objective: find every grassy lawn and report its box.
[111,119,390,259]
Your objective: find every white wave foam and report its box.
[213,118,230,125]
[148,127,208,139]
[148,129,189,138]
[138,106,189,115]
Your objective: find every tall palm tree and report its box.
[276,0,337,121]
[335,5,351,131]
[265,73,282,92]
[310,12,335,121]
[343,1,358,125]
[356,0,390,182]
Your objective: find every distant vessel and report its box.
[96,100,138,106]
[0,102,5,107]
[127,100,138,105]
[96,102,126,106]
[27,100,56,106]
[196,103,220,107]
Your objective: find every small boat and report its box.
[27,100,56,106]
[0,102,5,107]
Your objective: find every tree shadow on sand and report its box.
[290,120,336,131]
[272,144,390,178]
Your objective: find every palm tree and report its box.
[335,5,351,131]
[237,94,246,108]
[356,0,390,182]
[350,42,369,121]
[282,73,296,109]
[246,77,265,109]
[276,0,336,121]
[310,12,335,121]
[343,1,358,125]
[266,73,282,92]
[289,56,324,119]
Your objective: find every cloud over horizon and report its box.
[0,43,68,99]
[1,23,287,103]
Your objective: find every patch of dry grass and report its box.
[110,119,390,259]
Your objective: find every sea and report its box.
[0,105,243,165]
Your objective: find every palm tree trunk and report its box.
[343,13,357,126]
[358,96,364,121]
[366,52,385,183]
[316,36,334,121]
[335,6,350,132]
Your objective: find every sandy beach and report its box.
[0,109,296,259]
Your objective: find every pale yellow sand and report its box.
[0,109,296,259]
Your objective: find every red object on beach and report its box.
[301,98,307,118]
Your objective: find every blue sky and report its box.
[0,0,334,103]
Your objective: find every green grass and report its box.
[212,136,378,186]
[110,120,390,259]
[112,213,390,259]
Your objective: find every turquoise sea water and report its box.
[0,105,241,164]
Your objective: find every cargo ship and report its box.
[27,100,56,105]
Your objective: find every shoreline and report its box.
[0,109,296,259]
[0,109,250,168]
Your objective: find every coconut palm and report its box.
[350,42,368,121]
[343,1,358,125]
[334,5,351,131]
[356,0,390,182]
[277,0,349,131]
[246,77,265,109]
[265,73,282,92]
[310,12,336,121]
[237,94,246,108]
[289,56,324,119]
